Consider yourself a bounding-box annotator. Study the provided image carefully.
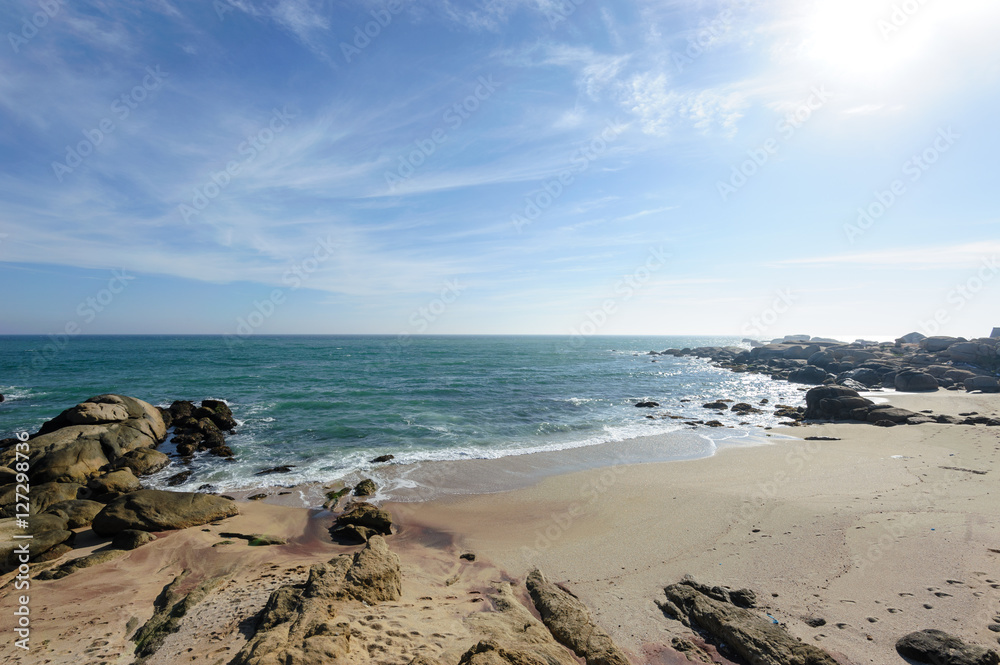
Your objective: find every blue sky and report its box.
[1,0,998,340]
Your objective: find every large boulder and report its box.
[895,629,999,665]
[788,366,830,385]
[895,369,939,392]
[0,395,167,484]
[88,469,141,496]
[896,332,927,344]
[1,513,75,571]
[804,386,873,420]
[526,569,630,665]
[92,490,239,535]
[965,376,1000,393]
[866,406,923,424]
[921,336,964,353]
[45,499,104,528]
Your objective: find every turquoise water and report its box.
[0,335,805,491]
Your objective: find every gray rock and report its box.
[113,448,170,476]
[88,469,141,496]
[921,336,965,352]
[965,376,1000,393]
[788,366,830,385]
[896,629,999,665]
[897,332,927,344]
[895,369,939,392]
[660,581,838,665]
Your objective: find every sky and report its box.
[1,0,998,341]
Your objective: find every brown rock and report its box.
[92,489,239,535]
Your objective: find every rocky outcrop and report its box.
[167,399,237,458]
[1,513,75,571]
[658,578,838,665]
[0,395,166,487]
[465,581,580,665]
[526,569,631,665]
[895,629,999,665]
[231,535,401,665]
[92,489,239,535]
[353,478,376,496]
[965,376,1000,393]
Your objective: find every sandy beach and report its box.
[2,390,999,665]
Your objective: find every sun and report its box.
[800,0,926,80]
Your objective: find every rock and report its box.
[705,420,724,427]
[804,386,873,420]
[921,336,965,353]
[2,395,167,484]
[113,529,157,550]
[866,407,923,424]
[88,468,141,496]
[461,552,477,561]
[354,478,377,496]
[897,332,927,344]
[331,502,393,538]
[132,570,227,658]
[92,489,239,535]
[36,548,127,580]
[458,641,550,665]
[944,368,980,383]
[895,369,940,392]
[166,470,192,486]
[219,531,287,546]
[703,401,728,410]
[635,401,660,408]
[788,366,830,385]
[370,454,395,463]
[231,536,401,665]
[255,465,294,475]
[0,481,84,517]
[659,581,838,665]
[731,403,762,414]
[965,376,1000,393]
[947,342,982,364]
[113,448,170,476]
[1,514,75,571]
[526,569,631,665]
[45,499,104,528]
[895,629,999,665]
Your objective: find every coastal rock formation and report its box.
[787,366,830,385]
[0,394,166,486]
[113,447,170,475]
[231,535,401,665]
[91,489,239,535]
[168,399,237,457]
[44,498,104,528]
[658,578,838,665]
[895,629,999,665]
[526,569,631,665]
[1,513,75,570]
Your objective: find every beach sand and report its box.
[4,391,999,664]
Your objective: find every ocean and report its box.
[0,335,807,495]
